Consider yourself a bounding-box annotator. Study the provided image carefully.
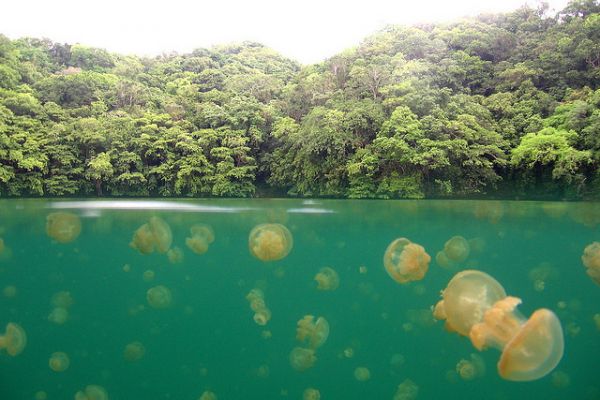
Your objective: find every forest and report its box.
[0,0,599,199]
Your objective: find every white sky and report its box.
[1,0,571,64]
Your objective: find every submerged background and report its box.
[0,199,599,399]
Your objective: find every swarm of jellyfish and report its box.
[290,315,329,371]
[433,270,564,381]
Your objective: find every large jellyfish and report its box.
[289,347,317,371]
[146,285,172,309]
[49,352,70,372]
[0,322,26,356]
[582,242,600,285]
[130,217,172,254]
[384,238,431,284]
[186,224,215,255]
[46,212,81,243]
[434,270,564,381]
[296,315,329,349]
[314,267,339,291]
[248,223,293,261]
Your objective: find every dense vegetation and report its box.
[1,1,599,199]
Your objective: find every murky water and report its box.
[0,199,599,399]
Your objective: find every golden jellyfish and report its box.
[528,263,559,292]
[255,364,270,379]
[146,285,173,309]
[3,285,17,298]
[314,267,340,291]
[289,347,317,372]
[455,353,485,381]
[34,391,48,400]
[384,238,430,284]
[443,236,470,263]
[46,212,82,243]
[468,296,564,381]
[130,216,172,254]
[296,315,329,349]
[167,247,184,264]
[142,269,155,282]
[48,307,69,325]
[123,341,146,362]
[186,224,215,255]
[354,366,371,381]
[393,379,419,400]
[435,250,457,270]
[51,291,74,309]
[551,370,571,388]
[49,351,70,372]
[303,388,321,400]
[74,385,108,400]
[198,390,217,400]
[0,322,26,356]
[246,288,271,326]
[248,223,293,262]
[582,242,600,285]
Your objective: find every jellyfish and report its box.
[48,307,69,325]
[384,238,431,284]
[167,247,184,264]
[123,341,145,362]
[246,288,271,326]
[49,351,70,372]
[314,267,340,291]
[468,296,564,381]
[594,313,600,331]
[551,370,571,388]
[186,224,215,255]
[248,223,293,262]
[146,285,172,309]
[528,263,560,292]
[455,353,485,381]
[34,391,48,400]
[130,217,172,255]
[354,366,371,381]
[46,212,82,243]
[582,242,600,285]
[255,364,270,379]
[303,388,320,400]
[296,315,329,349]
[3,285,17,298]
[289,347,317,371]
[51,291,74,309]
[435,251,457,270]
[393,379,419,400]
[0,322,26,356]
[253,309,272,326]
[142,270,155,282]
[74,385,108,400]
[443,236,470,263]
[198,390,217,400]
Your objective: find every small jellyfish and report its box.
[3,285,17,298]
[248,223,293,262]
[130,217,172,254]
[303,388,320,400]
[142,270,155,282]
[393,379,419,400]
[255,364,270,379]
[48,307,69,325]
[74,385,108,400]
[186,224,215,255]
[582,242,600,285]
[146,285,172,309]
[49,351,70,372]
[0,322,26,356]
[594,313,600,331]
[289,347,317,371]
[253,309,272,326]
[51,291,74,309]
[34,391,48,400]
[528,263,559,292]
[246,288,271,326]
[455,353,485,381]
[354,366,371,381]
[314,267,339,291]
[198,390,217,400]
[469,296,564,381]
[46,212,82,243]
[123,341,146,362]
[390,353,405,372]
[383,238,431,284]
[167,247,184,264]
[296,315,329,349]
[435,250,457,270]
[551,370,571,388]
[443,236,470,263]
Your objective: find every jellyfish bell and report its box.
[443,236,470,263]
[314,267,340,291]
[46,212,82,243]
[0,322,26,356]
[49,351,70,372]
[248,223,293,262]
[146,285,173,309]
[296,315,329,349]
[383,238,431,284]
[582,242,600,285]
[433,270,506,336]
[289,347,317,371]
[130,217,172,255]
[469,296,564,381]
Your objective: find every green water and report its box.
[0,199,599,400]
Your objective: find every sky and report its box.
[1,0,572,64]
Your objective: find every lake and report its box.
[0,199,599,399]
